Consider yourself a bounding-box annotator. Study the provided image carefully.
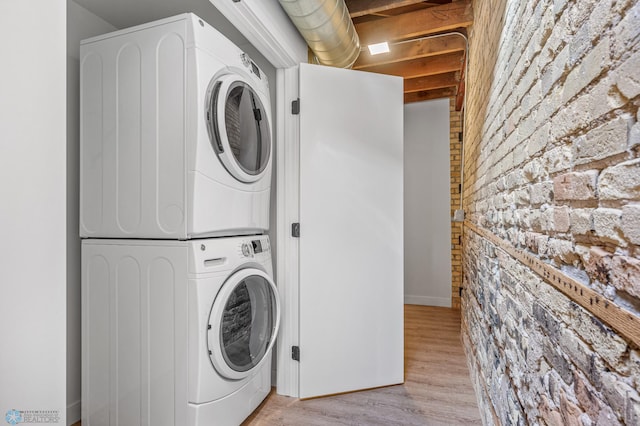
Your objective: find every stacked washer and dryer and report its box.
[80,14,280,426]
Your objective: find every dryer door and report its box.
[206,75,271,183]
[207,268,280,380]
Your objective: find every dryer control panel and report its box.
[241,53,258,77]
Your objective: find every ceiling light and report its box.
[367,42,390,55]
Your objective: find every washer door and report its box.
[207,268,280,380]
[206,75,271,183]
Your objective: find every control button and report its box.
[240,53,250,68]
[241,243,252,257]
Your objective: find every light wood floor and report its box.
[73,305,481,426]
[243,305,481,426]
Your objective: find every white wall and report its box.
[404,98,452,307]
[0,1,67,424]
[66,3,117,423]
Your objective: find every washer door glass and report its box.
[207,268,280,380]
[207,75,271,183]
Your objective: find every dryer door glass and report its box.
[207,268,280,379]
[207,76,271,183]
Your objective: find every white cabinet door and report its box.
[299,63,404,398]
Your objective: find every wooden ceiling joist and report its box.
[363,51,463,79]
[347,0,472,105]
[355,0,473,45]
[455,50,467,111]
[353,34,465,69]
[404,87,457,103]
[404,71,459,93]
[347,0,433,18]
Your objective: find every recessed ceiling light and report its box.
[367,42,390,55]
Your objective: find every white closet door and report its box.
[299,63,404,399]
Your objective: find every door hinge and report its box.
[292,346,300,361]
[292,223,300,238]
[291,98,300,115]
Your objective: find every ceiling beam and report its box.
[346,0,432,18]
[363,51,463,79]
[353,34,465,69]
[404,71,459,93]
[455,50,467,111]
[404,87,457,104]
[355,0,473,45]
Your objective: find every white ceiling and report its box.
[72,0,249,46]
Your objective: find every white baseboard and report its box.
[67,400,80,426]
[404,295,451,307]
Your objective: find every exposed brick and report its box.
[553,206,571,233]
[592,208,624,245]
[553,0,567,16]
[527,122,551,157]
[584,246,613,284]
[526,231,543,252]
[574,372,603,419]
[550,75,627,142]
[539,395,564,425]
[630,122,640,149]
[462,0,640,422]
[599,159,640,200]
[570,208,593,235]
[570,307,628,371]
[558,326,597,381]
[596,405,622,425]
[611,0,640,60]
[562,37,610,103]
[586,0,613,42]
[600,371,637,423]
[579,413,593,426]
[541,207,554,232]
[543,145,573,174]
[531,181,554,205]
[560,390,584,426]
[523,159,544,182]
[573,115,631,165]
[544,342,574,385]
[610,255,640,298]
[515,188,530,206]
[553,171,598,201]
[548,238,578,264]
[621,204,640,244]
[536,234,550,255]
[614,51,640,98]
[627,395,640,426]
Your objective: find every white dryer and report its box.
[80,13,273,239]
[82,235,280,426]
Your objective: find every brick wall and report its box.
[462,0,640,424]
[451,98,463,309]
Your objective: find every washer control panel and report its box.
[239,236,270,258]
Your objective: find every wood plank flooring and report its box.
[72,305,481,426]
[243,305,481,426]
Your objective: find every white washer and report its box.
[80,13,273,239]
[82,235,280,426]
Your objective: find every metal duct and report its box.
[278,0,360,69]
